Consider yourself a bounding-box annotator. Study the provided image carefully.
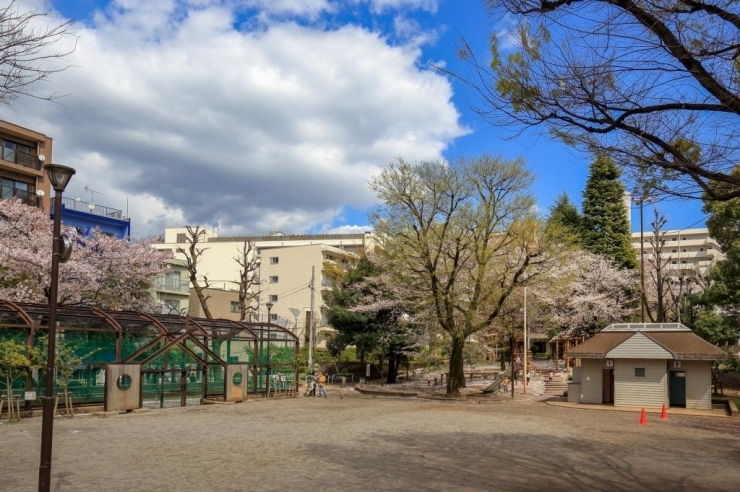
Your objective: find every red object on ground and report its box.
[660,404,668,420]
[639,408,648,426]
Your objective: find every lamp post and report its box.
[632,194,651,323]
[38,163,75,492]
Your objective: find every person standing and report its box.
[501,376,510,393]
[305,373,317,397]
[317,372,328,398]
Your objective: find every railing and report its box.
[61,197,127,220]
[155,281,190,293]
[0,185,40,207]
[1,148,42,170]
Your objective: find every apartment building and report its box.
[631,227,724,277]
[54,196,132,239]
[152,228,369,332]
[153,258,191,315]
[0,120,52,210]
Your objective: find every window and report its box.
[270,313,278,322]
[176,233,186,243]
[269,295,278,302]
[1,177,34,201]
[269,276,278,283]
[671,260,676,264]
[164,299,180,309]
[2,139,35,165]
[635,368,645,378]
[270,257,279,265]
[672,238,677,241]
[230,301,239,313]
[671,249,676,253]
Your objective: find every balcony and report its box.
[155,280,190,293]
[62,197,126,220]
[0,185,40,207]
[1,147,42,171]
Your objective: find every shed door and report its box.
[602,369,614,404]
[669,371,686,407]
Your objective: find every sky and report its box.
[3,0,706,238]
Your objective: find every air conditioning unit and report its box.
[605,359,614,367]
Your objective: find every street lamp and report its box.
[633,193,652,323]
[265,301,274,383]
[38,163,75,492]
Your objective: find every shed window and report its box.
[634,368,645,378]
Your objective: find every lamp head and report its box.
[266,302,274,311]
[44,164,76,192]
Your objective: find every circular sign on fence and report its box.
[232,372,243,385]
[117,374,133,391]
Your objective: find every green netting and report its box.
[0,302,299,414]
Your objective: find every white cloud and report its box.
[367,0,438,14]
[8,1,467,237]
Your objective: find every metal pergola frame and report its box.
[0,300,299,411]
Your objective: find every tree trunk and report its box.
[5,375,14,420]
[446,335,467,397]
[65,390,74,417]
[386,356,398,384]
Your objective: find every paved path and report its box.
[1,388,739,491]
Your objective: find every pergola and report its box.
[0,300,299,412]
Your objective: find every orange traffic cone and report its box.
[639,408,648,426]
[660,403,668,420]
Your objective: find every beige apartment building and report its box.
[152,228,369,334]
[631,228,724,278]
[153,258,191,315]
[0,120,53,210]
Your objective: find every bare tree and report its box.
[177,226,213,319]
[452,0,740,201]
[644,209,672,322]
[234,240,261,321]
[0,1,75,106]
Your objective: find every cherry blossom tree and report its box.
[533,250,639,337]
[0,199,170,312]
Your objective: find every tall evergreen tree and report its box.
[581,156,637,269]
[547,193,582,238]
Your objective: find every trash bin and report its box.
[340,377,346,387]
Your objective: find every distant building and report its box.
[152,228,370,333]
[52,196,131,239]
[188,286,240,321]
[0,120,52,210]
[631,228,724,278]
[153,258,190,315]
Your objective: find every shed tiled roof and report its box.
[647,332,728,360]
[566,330,728,361]
[566,332,633,358]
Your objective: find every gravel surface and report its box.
[1,384,739,492]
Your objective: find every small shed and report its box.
[566,323,727,410]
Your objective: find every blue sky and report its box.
[7,0,705,237]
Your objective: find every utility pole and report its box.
[308,266,315,372]
[523,286,528,395]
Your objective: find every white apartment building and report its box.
[152,258,190,315]
[631,227,724,278]
[152,228,370,334]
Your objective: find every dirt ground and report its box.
[1,385,739,492]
